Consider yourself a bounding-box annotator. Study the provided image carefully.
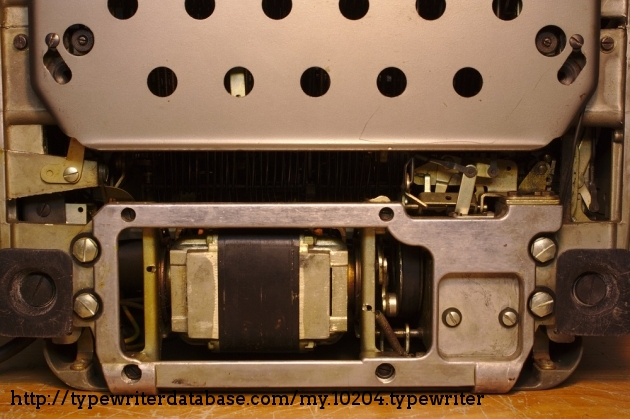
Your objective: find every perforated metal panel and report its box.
[30,0,599,150]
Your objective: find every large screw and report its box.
[36,203,52,218]
[70,29,94,54]
[20,273,55,308]
[536,31,559,56]
[531,237,557,263]
[569,34,584,50]
[574,273,607,306]
[63,167,80,183]
[499,308,519,328]
[529,291,555,318]
[442,308,462,328]
[72,237,99,263]
[534,161,549,176]
[123,364,142,381]
[375,363,395,380]
[45,33,60,49]
[601,36,615,52]
[13,34,28,50]
[74,293,99,319]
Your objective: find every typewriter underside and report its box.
[1,0,629,394]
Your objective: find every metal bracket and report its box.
[455,165,478,216]
[41,138,85,184]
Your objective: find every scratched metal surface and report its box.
[0,336,629,417]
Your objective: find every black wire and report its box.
[0,338,37,363]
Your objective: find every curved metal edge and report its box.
[513,337,584,391]
[43,339,108,392]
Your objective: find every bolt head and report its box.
[529,291,555,318]
[70,359,90,371]
[531,237,557,263]
[74,293,99,319]
[45,33,60,49]
[499,308,519,328]
[72,237,99,263]
[536,32,559,56]
[36,203,52,218]
[442,308,462,328]
[601,36,615,52]
[13,34,28,50]
[534,162,549,176]
[63,167,80,183]
[569,34,584,50]
[536,358,557,371]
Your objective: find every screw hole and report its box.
[375,363,396,382]
[121,208,136,222]
[339,0,369,20]
[108,0,138,20]
[262,0,292,20]
[122,364,142,382]
[78,207,84,213]
[146,265,156,273]
[379,207,395,222]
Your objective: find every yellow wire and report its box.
[122,305,141,345]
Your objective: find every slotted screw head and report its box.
[45,33,60,49]
[499,308,519,328]
[529,291,555,318]
[442,308,462,327]
[72,237,99,263]
[13,34,28,50]
[63,167,80,183]
[531,237,557,263]
[569,34,584,50]
[74,293,99,319]
[601,36,615,52]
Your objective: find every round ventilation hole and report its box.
[453,67,483,98]
[416,0,446,21]
[377,68,407,98]
[262,0,292,20]
[493,0,522,21]
[301,67,331,97]
[147,67,178,98]
[339,0,369,20]
[185,0,215,20]
[108,0,138,20]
